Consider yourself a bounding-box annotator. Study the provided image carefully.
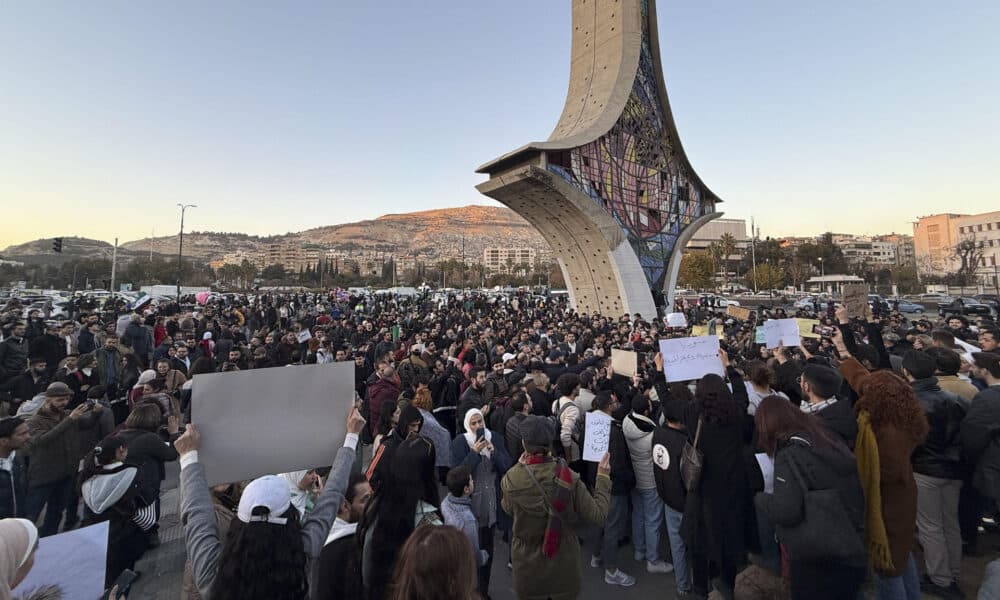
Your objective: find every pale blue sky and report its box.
[1,1,997,247]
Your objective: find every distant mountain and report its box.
[1,205,550,264]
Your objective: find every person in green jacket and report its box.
[501,415,611,600]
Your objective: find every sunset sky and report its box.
[2,0,997,248]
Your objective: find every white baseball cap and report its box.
[237,475,291,525]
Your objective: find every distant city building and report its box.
[914,211,1000,285]
[259,241,319,271]
[483,247,536,274]
[831,235,897,266]
[874,233,916,267]
[685,218,748,258]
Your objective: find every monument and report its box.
[476,0,723,318]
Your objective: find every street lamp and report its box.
[818,257,825,278]
[176,204,197,299]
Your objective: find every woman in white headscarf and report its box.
[450,408,513,596]
[0,518,38,600]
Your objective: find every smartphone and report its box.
[476,428,486,441]
[812,324,835,337]
[102,569,138,599]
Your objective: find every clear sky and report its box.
[2,1,997,248]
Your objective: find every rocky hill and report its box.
[2,205,550,264]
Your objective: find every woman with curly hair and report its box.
[839,357,929,600]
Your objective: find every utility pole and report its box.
[750,216,758,293]
[176,204,197,300]
[150,228,154,261]
[109,238,118,293]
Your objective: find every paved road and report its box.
[133,462,997,600]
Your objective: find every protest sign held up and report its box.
[658,336,724,382]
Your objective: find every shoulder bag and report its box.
[680,417,703,492]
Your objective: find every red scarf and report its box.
[524,455,573,558]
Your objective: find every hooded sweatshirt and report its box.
[622,412,657,490]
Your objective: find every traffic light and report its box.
[52,238,63,253]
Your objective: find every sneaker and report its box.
[647,560,674,574]
[590,555,603,568]
[633,550,645,562]
[604,569,637,587]
[920,579,963,599]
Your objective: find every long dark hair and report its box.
[376,399,399,438]
[78,434,128,489]
[696,373,742,425]
[390,525,478,600]
[211,505,308,600]
[754,395,848,457]
[359,436,439,600]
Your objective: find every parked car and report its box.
[895,300,926,314]
[919,292,953,304]
[938,297,993,317]
[974,294,999,310]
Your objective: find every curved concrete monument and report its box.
[476,0,723,318]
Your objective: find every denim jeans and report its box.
[26,477,73,537]
[630,488,663,563]
[596,494,630,570]
[664,503,691,592]
[875,554,920,600]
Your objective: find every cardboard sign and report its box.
[763,318,801,348]
[727,305,751,321]
[16,522,108,600]
[583,411,612,462]
[691,325,724,339]
[796,318,820,339]
[658,336,724,382]
[666,312,688,328]
[193,363,355,485]
[296,329,313,343]
[610,349,637,378]
[842,284,869,319]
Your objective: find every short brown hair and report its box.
[125,404,161,432]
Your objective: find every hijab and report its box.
[0,518,38,600]
[462,408,492,458]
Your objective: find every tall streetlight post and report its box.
[819,256,824,277]
[176,204,197,300]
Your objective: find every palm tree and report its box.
[718,233,737,290]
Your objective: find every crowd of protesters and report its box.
[0,288,998,599]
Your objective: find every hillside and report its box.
[1,205,550,264]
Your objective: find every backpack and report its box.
[551,398,584,451]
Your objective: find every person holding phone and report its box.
[451,408,514,598]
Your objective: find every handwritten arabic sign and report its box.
[763,318,801,348]
[658,336,724,383]
[583,411,612,462]
[842,284,869,319]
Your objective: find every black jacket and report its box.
[911,377,967,480]
[0,337,28,383]
[0,453,28,519]
[29,334,64,370]
[652,425,687,511]
[960,385,1000,499]
[754,435,867,568]
[77,329,97,356]
[316,527,363,600]
[810,398,858,450]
